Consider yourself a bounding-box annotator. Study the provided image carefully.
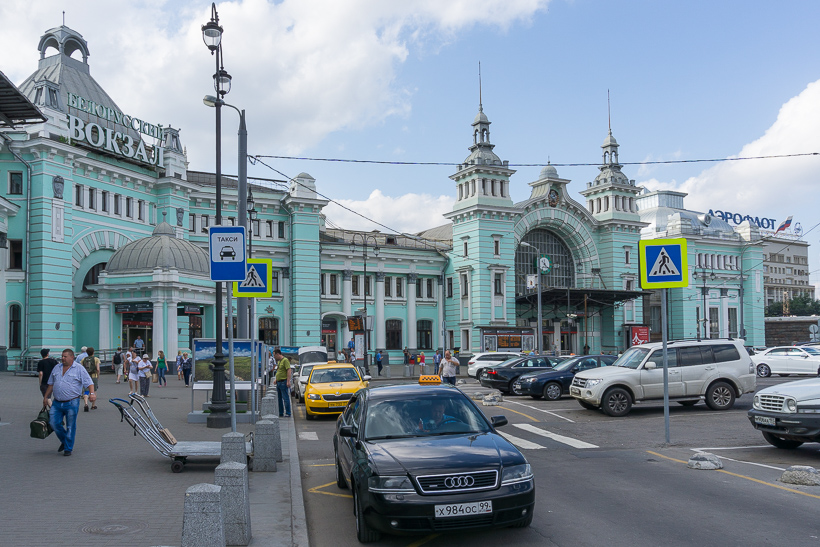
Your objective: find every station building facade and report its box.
[0,25,766,368]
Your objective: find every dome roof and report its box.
[106,222,209,276]
[602,130,618,147]
[540,163,559,179]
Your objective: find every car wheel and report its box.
[762,431,804,449]
[578,400,598,410]
[335,449,347,489]
[677,401,698,407]
[601,388,632,417]
[705,381,735,410]
[756,364,771,378]
[476,369,485,380]
[543,382,562,401]
[507,380,518,394]
[354,486,381,543]
[510,508,534,528]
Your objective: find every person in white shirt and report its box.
[138,354,153,397]
[438,350,459,386]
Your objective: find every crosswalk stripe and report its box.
[513,423,598,449]
[498,431,546,450]
[298,431,319,441]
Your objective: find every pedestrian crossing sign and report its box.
[639,238,689,289]
[232,258,273,297]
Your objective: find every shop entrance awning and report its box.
[516,287,649,311]
[0,71,46,128]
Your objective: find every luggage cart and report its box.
[109,394,253,473]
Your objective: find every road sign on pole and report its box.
[209,226,247,281]
[232,258,273,298]
[639,238,689,289]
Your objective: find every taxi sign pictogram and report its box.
[209,226,247,281]
[232,258,273,298]
[639,238,689,289]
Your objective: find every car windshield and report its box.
[300,351,328,365]
[364,394,492,440]
[310,367,360,383]
[299,365,314,378]
[552,357,585,372]
[496,357,524,367]
[804,347,820,356]
[612,347,650,369]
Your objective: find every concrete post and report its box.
[260,394,277,418]
[181,483,225,547]
[221,431,247,465]
[215,461,252,546]
[253,418,278,471]
[261,413,283,462]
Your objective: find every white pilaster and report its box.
[152,300,164,357]
[342,269,352,344]
[437,275,445,350]
[167,301,179,357]
[375,272,385,349]
[407,273,417,349]
[98,302,111,350]
[282,267,291,345]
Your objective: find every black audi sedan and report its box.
[512,355,617,400]
[479,355,565,393]
[333,384,535,542]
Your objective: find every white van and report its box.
[293,346,330,401]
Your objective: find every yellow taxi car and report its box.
[304,363,370,419]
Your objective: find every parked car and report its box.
[479,356,565,393]
[466,352,524,378]
[333,383,534,542]
[748,377,820,449]
[571,338,756,417]
[512,355,618,400]
[292,364,316,403]
[304,363,370,419]
[751,346,820,378]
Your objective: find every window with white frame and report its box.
[101,191,108,212]
[384,276,392,297]
[9,172,23,195]
[330,274,338,295]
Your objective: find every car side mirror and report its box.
[363,375,372,381]
[491,416,508,428]
[645,362,657,370]
[339,425,358,438]
[571,366,579,373]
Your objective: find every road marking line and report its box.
[496,405,538,422]
[508,401,575,423]
[308,463,335,467]
[646,451,820,501]
[308,480,353,499]
[298,431,319,441]
[513,423,598,449]
[691,448,786,471]
[407,534,441,547]
[499,431,545,450]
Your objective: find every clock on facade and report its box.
[548,189,559,207]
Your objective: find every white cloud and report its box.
[1,0,550,172]
[323,189,454,233]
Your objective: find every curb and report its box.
[287,416,309,547]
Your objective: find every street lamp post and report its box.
[349,234,380,374]
[202,3,233,428]
[520,242,542,355]
[247,187,258,422]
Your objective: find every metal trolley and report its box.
[109,394,253,473]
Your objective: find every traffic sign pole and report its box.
[662,288,670,444]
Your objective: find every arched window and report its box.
[259,317,279,346]
[515,229,576,295]
[417,320,433,350]
[83,262,107,291]
[9,304,21,349]
[386,319,402,350]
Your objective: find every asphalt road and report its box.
[294,376,820,547]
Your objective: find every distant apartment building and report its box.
[762,236,814,306]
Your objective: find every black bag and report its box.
[30,405,53,439]
[113,352,122,365]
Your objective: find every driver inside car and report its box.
[417,400,460,432]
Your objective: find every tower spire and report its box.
[607,89,611,133]
[478,61,483,111]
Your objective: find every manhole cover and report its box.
[81,519,149,535]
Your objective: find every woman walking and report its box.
[176,350,183,381]
[181,352,193,387]
[418,352,426,375]
[138,354,153,397]
[127,351,140,395]
[156,350,167,387]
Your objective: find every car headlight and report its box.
[786,398,797,413]
[753,395,760,409]
[584,379,602,388]
[368,475,415,493]
[501,464,533,485]
[307,393,321,400]
[521,377,537,383]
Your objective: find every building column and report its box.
[282,267,291,345]
[407,273,417,350]
[437,274,445,351]
[553,320,562,352]
[342,269,352,346]
[152,299,165,358]
[375,272,386,349]
[167,301,179,357]
[98,302,111,350]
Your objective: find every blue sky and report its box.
[2,0,819,287]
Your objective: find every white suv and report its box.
[570,339,756,417]
[467,352,523,378]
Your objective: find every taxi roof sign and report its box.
[639,238,689,289]
[418,375,442,385]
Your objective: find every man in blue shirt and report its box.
[43,349,96,456]
[347,338,355,363]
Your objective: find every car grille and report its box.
[572,377,587,388]
[758,394,786,412]
[415,470,498,494]
[322,393,353,402]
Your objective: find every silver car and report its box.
[752,346,820,378]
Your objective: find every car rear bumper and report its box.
[363,482,535,534]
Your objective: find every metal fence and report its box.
[11,348,122,376]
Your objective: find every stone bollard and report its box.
[254,419,278,471]
[384,364,391,378]
[261,413,283,462]
[181,483,225,547]
[215,461,252,546]
[687,452,723,470]
[780,465,820,486]
[260,395,278,418]
[221,432,247,465]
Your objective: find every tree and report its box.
[765,295,820,317]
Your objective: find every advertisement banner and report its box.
[630,326,650,346]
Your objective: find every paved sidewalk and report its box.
[0,372,307,547]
